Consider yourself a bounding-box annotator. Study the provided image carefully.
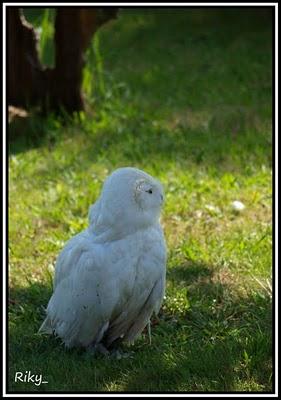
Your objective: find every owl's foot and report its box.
[86,343,110,356]
[109,348,134,360]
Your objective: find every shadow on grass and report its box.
[8,262,273,393]
[8,108,272,177]
[167,261,212,284]
[8,110,74,155]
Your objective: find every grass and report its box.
[8,8,273,393]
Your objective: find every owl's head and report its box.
[89,167,164,240]
[133,176,164,212]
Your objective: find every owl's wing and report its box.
[124,272,165,343]
[104,267,166,347]
[39,250,117,348]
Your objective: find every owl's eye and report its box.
[146,189,153,194]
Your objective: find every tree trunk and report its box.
[8,8,45,107]
[7,7,118,113]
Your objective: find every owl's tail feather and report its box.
[38,317,53,335]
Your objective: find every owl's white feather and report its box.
[39,167,166,349]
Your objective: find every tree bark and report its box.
[8,8,45,107]
[8,7,118,113]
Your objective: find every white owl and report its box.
[39,167,166,353]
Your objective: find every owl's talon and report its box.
[86,343,110,356]
[110,349,134,360]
